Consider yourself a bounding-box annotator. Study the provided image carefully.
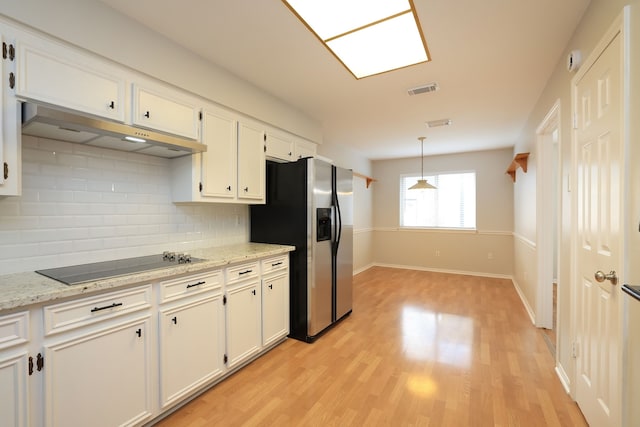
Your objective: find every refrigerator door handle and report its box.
[335,190,342,252]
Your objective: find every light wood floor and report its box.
[155,267,587,426]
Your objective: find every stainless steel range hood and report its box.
[21,103,207,158]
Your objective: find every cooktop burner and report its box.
[36,253,203,286]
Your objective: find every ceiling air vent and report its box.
[426,118,453,128]
[407,82,439,96]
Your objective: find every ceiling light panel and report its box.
[283,0,430,79]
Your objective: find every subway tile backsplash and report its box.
[0,136,249,275]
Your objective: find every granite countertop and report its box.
[0,242,294,312]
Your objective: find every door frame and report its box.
[569,7,628,422]
[536,100,561,332]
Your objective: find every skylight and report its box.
[283,0,430,79]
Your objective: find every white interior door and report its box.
[574,28,623,427]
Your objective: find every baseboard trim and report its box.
[555,363,571,395]
[371,262,513,280]
[511,278,536,325]
[353,264,375,275]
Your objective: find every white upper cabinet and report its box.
[200,107,237,199]
[132,83,200,140]
[264,131,294,162]
[294,138,317,160]
[237,119,266,202]
[15,37,125,122]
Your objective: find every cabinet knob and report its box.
[244,187,249,192]
[252,289,256,295]
[108,100,115,109]
[135,328,142,337]
[171,316,177,325]
[268,284,273,290]
[144,111,150,118]
[226,185,232,191]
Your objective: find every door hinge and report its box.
[199,182,203,192]
[2,42,6,59]
[199,111,203,120]
[8,72,15,89]
[28,356,33,375]
[572,342,579,359]
[223,295,227,305]
[223,354,228,364]
[264,145,267,153]
[8,44,14,61]
[3,162,7,180]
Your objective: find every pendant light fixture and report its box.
[409,136,437,190]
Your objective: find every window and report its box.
[400,171,476,229]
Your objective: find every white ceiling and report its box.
[99,0,590,160]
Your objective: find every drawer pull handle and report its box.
[271,261,283,267]
[186,281,206,289]
[238,270,253,275]
[90,302,123,313]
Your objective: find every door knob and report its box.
[594,270,618,285]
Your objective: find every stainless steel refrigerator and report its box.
[250,157,353,342]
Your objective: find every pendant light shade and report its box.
[409,136,436,190]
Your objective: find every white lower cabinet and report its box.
[261,256,290,347]
[158,271,224,409]
[42,285,153,427]
[15,252,290,426]
[0,311,30,427]
[225,273,261,369]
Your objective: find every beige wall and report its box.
[371,148,514,276]
[512,0,639,401]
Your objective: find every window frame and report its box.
[399,169,477,230]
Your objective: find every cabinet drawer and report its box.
[225,262,259,286]
[44,285,152,336]
[261,255,289,275]
[0,311,29,350]
[159,270,222,304]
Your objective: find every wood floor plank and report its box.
[154,267,587,426]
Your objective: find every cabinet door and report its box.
[226,281,261,369]
[16,40,125,122]
[201,108,237,199]
[0,351,29,427]
[265,132,294,161]
[295,139,317,160]
[158,295,224,408]
[44,317,152,427]
[262,273,289,347]
[132,84,200,140]
[237,120,265,202]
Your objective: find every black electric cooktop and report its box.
[36,253,203,286]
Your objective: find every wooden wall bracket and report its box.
[506,152,530,182]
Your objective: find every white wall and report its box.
[0,136,248,274]
[371,148,514,276]
[0,3,375,276]
[512,0,639,398]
